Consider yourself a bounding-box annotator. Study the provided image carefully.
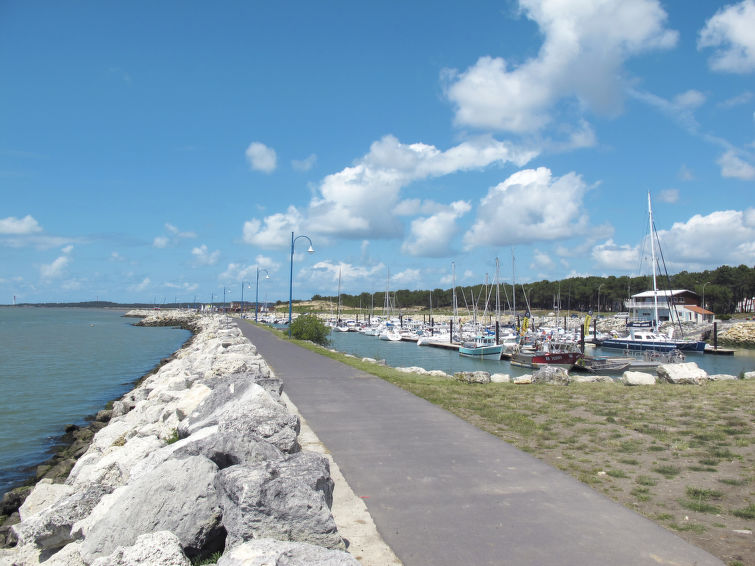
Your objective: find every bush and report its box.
[290,315,330,346]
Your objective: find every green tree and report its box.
[290,315,330,346]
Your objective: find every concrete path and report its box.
[239,322,723,566]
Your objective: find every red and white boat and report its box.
[510,341,583,369]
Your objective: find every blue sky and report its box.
[2,0,754,305]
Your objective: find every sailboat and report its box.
[600,192,705,353]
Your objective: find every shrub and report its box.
[290,315,330,346]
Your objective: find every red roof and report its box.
[685,305,714,315]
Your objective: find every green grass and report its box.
[653,465,681,478]
[636,475,658,486]
[732,503,755,519]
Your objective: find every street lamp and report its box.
[288,231,315,336]
[702,281,711,311]
[255,267,270,322]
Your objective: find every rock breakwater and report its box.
[0,311,358,566]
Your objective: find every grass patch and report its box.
[719,478,748,486]
[165,429,180,445]
[606,469,628,478]
[679,499,721,514]
[732,503,755,520]
[636,475,658,486]
[618,458,639,465]
[653,465,680,478]
[669,522,707,533]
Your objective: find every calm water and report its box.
[327,331,755,377]
[0,308,190,495]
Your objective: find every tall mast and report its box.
[511,248,516,318]
[495,257,501,326]
[452,261,457,321]
[648,191,659,330]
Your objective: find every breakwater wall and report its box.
[0,311,359,566]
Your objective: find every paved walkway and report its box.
[239,322,723,566]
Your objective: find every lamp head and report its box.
[307,245,315,254]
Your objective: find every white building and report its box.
[625,289,714,325]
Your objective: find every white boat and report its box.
[379,328,403,341]
[458,335,503,360]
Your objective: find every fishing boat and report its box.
[458,335,503,360]
[510,341,583,369]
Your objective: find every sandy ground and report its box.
[281,393,402,566]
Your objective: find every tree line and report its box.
[310,264,755,315]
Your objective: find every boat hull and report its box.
[600,338,705,352]
[458,345,503,360]
[511,351,582,369]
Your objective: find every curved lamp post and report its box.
[255,267,270,322]
[702,281,711,311]
[288,231,315,336]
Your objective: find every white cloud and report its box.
[531,250,554,269]
[678,165,695,181]
[62,244,74,254]
[718,91,753,108]
[0,215,42,235]
[392,268,422,288]
[311,260,385,282]
[219,256,280,283]
[242,206,303,249]
[445,0,677,134]
[40,255,71,279]
[191,244,220,266]
[463,167,590,249]
[153,223,196,248]
[110,251,126,262]
[699,0,755,73]
[717,150,755,179]
[401,201,471,257]
[658,209,755,266]
[292,154,317,172]
[591,239,640,270]
[657,188,680,203]
[131,277,151,292]
[164,281,199,292]
[244,134,535,246]
[246,142,277,173]
[627,88,703,132]
[593,208,755,271]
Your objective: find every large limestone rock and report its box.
[18,480,73,521]
[531,366,570,385]
[77,455,223,562]
[179,383,300,453]
[454,371,491,384]
[621,371,656,386]
[513,374,533,384]
[217,538,360,566]
[215,452,342,550]
[91,531,190,566]
[490,373,511,383]
[656,362,708,385]
[13,482,112,551]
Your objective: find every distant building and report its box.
[625,289,714,325]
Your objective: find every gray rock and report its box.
[744,370,755,380]
[91,531,190,566]
[621,371,656,385]
[531,366,570,385]
[13,482,112,551]
[454,371,491,384]
[179,383,299,454]
[215,452,342,550]
[708,373,737,381]
[173,428,285,470]
[657,362,708,385]
[45,541,86,566]
[78,455,223,562]
[217,538,360,566]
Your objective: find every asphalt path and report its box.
[238,322,723,566]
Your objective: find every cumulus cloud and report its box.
[242,206,303,249]
[219,256,280,282]
[242,134,536,248]
[531,250,554,269]
[153,223,196,248]
[463,167,590,249]
[401,201,472,257]
[593,208,755,271]
[246,142,277,173]
[311,260,385,282]
[717,150,755,179]
[40,255,71,279]
[445,0,677,134]
[657,189,680,203]
[131,277,151,292]
[392,268,422,288]
[698,0,755,73]
[292,154,317,172]
[591,239,640,270]
[0,215,42,235]
[191,244,220,266]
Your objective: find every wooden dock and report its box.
[703,345,734,355]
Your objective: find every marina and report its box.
[324,327,755,378]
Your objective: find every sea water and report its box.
[0,308,190,495]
